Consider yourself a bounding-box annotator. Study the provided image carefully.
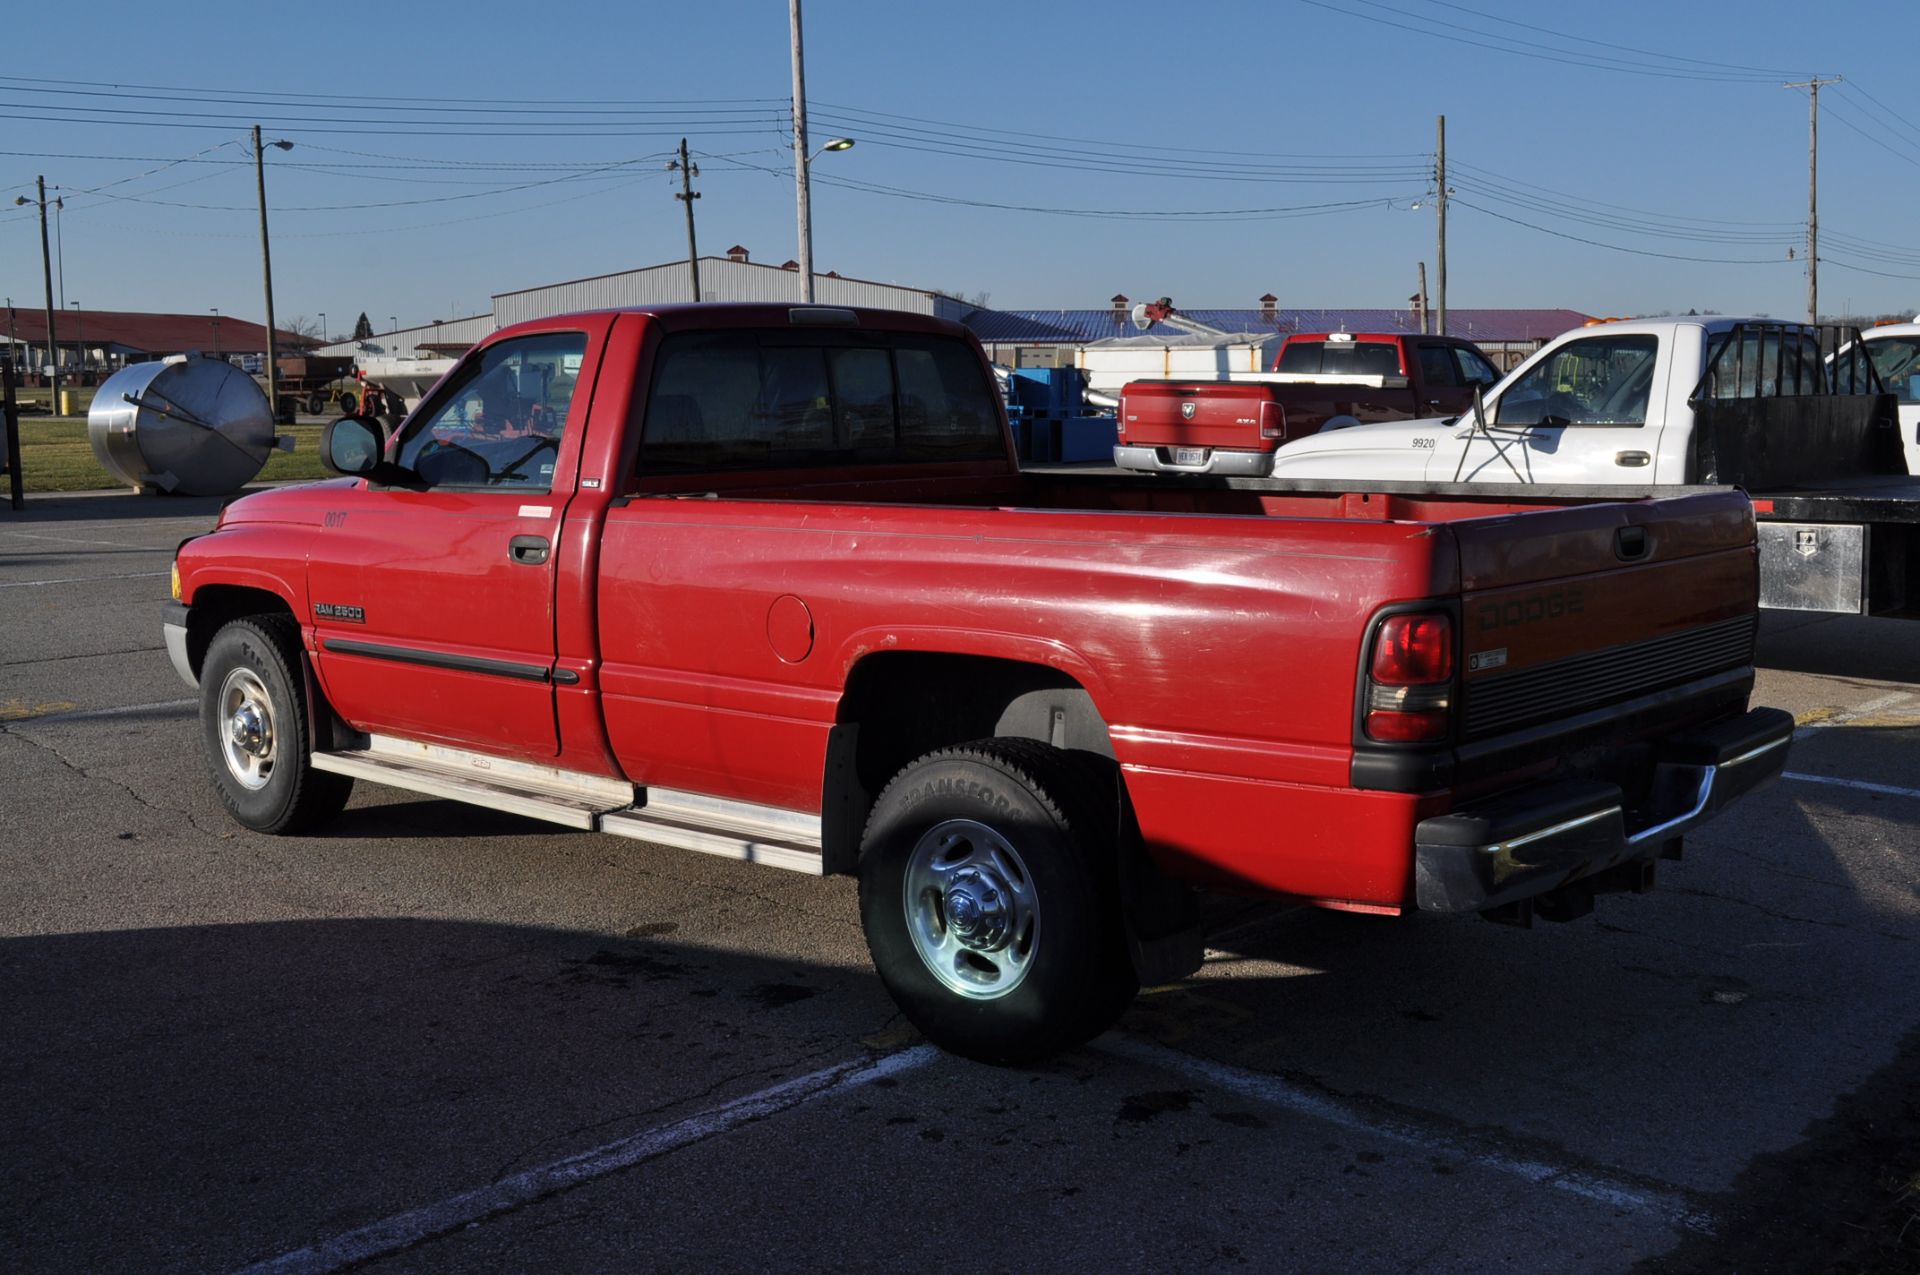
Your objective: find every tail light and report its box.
[1259,399,1286,440]
[1364,611,1453,742]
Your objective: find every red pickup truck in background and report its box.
[165,304,1790,1062]
[1115,331,1502,476]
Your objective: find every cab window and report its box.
[1705,328,1827,399]
[637,330,1002,475]
[394,332,585,490]
[1276,339,1402,377]
[1453,345,1501,387]
[1415,345,1458,387]
[1496,335,1657,427]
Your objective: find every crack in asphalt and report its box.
[0,644,165,668]
[1664,885,1914,944]
[0,721,230,840]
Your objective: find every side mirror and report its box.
[321,415,386,476]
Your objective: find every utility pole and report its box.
[33,178,58,403]
[668,138,701,301]
[53,195,64,310]
[1785,77,1841,323]
[1435,116,1448,337]
[254,126,284,420]
[1417,262,1430,335]
[790,0,814,303]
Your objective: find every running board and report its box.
[310,734,632,829]
[600,787,824,875]
[309,736,824,873]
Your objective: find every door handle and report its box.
[508,535,550,566]
[1614,450,1651,468]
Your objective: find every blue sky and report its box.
[3,0,1918,334]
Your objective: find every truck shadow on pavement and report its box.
[1756,611,1920,684]
[8,747,1916,1275]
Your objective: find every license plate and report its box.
[1173,447,1207,467]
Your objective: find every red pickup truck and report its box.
[165,304,1790,1062]
[1115,331,1502,476]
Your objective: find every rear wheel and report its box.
[199,615,352,834]
[858,739,1136,1064]
[336,391,359,418]
[306,392,326,416]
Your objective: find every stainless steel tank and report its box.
[88,356,281,495]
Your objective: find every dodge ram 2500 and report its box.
[166,303,1792,1061]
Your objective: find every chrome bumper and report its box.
[1112,444,1276,477]
[1413,707,1794,913]
[162,601,197,689]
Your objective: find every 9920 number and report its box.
[1410,437,1437,450]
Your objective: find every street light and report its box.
[318,312,327,343]
[209,307,221,357]
[388,315,397,334]
[788,3,855,303]
[68,302,83,382]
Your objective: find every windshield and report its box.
[1867,338,1920,403]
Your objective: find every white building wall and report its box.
[315,313,495,359]
[492,257,957,327]
[315,260,978,359]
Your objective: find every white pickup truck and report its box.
[1844,319,1920,473]
[1264,316,1920,619]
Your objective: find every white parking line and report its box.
[231,1046,939,1275]
[0,570,169,589]
[1785,771,1920,800]
[1099,1035,1714,1234]
[0,529,172,551]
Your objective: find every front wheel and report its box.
[858,739,1136,1064]
[199,615,352,834]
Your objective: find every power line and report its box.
[707,148,1418,221]
[0,73,787,108]
[1297,0,1823,83]
[1449,197,1793,265]
[1411,0,1816,78]
[807,98,1428,163]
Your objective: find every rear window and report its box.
[638,330,1003,475]
[1275,339,1403,377]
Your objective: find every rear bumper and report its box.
[1413,706,1793,913]
[1113,444,1275,477]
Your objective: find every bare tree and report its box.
[280,315,326,342]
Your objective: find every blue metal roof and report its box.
[964,308,1593,345]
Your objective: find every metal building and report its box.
[315,247,971,360]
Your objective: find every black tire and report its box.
[858,738,1137,1064]
[199,615,352,835]
[306,393,326,416]
[337,391,359,418]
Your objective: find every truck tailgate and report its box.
[1450,491,1758,742]
[1121,382,1285,452]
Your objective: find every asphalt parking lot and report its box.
[3,491,1917,1274]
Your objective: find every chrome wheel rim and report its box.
[902,818,1039,1000]
[217,667,277,791]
